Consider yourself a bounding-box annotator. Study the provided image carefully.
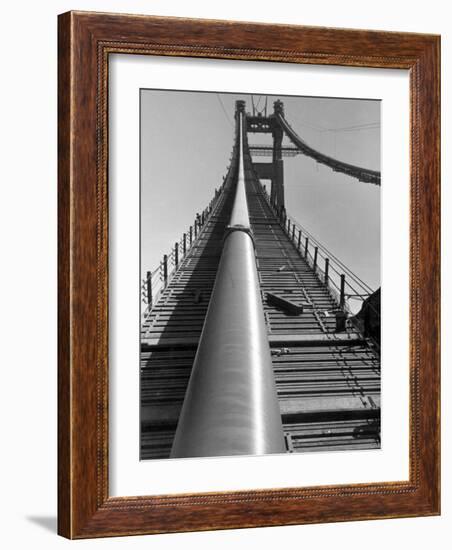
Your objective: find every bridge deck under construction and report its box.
[140,138,380,459]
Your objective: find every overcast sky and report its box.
[141,90,380,294]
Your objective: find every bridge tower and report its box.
[247,99,286,212]
[140,99,381,459]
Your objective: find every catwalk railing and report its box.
[141,180,227,321]
[261,184,380,325]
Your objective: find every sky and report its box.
[140,89,380,295]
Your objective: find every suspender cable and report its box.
[170,101,285,458]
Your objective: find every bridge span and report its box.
[140,99,380,459]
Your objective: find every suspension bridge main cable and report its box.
[276,111,381,185]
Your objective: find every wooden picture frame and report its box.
[58,11,440,539]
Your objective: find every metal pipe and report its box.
[171,109,285,458]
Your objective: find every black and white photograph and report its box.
[140,90,381,460]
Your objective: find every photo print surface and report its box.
[140,90,381,460]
